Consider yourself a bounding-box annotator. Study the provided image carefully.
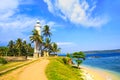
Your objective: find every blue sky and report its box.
[0,0,120,53]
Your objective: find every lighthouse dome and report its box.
[35,20,41,28]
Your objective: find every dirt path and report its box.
[0,58,49,80]
[18,58,49,80]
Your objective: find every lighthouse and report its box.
[34,20,41,58]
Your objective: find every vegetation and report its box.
[0,58,7,64]
[0,23,60,58]
[46,57,83,80]
[72,51,85,68]
[0,59,38,75]
[0,47,8,56]
[66,53,71,58]
[30,25,60,56]
[51,43,61,55]
[0,38,33,57]
[8,38,33,56]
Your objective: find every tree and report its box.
[0,47,8,56]
[16,38,23,56]
[66,53,71,58]
[21,40,27,56]
[42,25,52,38]
[7,39,33,57]
[30,24,61,57]
[42,25,53,56]
[7,40,18,56]
[30,29,43,55]
[27,43,34,56]
[30,29,43,43]
[72,51,85,68]
[43,38,51,52]
[51,43,61,55]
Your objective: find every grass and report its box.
[46,57,83,80]
[0,59,38,76]
[0,61,25,72]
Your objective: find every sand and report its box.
[81,65,120,80]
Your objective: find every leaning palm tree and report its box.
[30,29,43,55]
[51,43,61,55]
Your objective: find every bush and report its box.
[62,57,72,64]
[0,58,8,64]
[62,57,68,64]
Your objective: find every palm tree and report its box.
[43,38,52,53]
[51,43,61,55]
[16,38,23,56]
[21,40,27,56]
[0,47,8,56]
[42,25,52,38]
[8,40,14,49]
[8,40,17,56]
[30,29,43,55]
[27,43,33,56]
[30,29,43,43]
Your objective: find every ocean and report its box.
[82,52,120,74]
[59,52,120,74]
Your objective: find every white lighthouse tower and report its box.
[34,20,41,58]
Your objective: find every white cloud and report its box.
[44,0,54,13]
[0,0,19,20]
[44,0,109,27]
[0,0,50,44]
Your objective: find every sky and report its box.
[0,0,120,53]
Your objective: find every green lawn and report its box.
[46,57,83,80]
[0,61,25,72]
[0,59,38,75]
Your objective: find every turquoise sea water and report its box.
[59,52,120,74]
[82,52,120,74]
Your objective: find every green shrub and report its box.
[62,57,68,64]
[0,58,8,64]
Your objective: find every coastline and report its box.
[80,65,120,80]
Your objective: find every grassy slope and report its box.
[46,57,83,80]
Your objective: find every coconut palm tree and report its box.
[43,38,52,53]
[0,47,8,56]
[42,25,52,38]
[26,43,33,56]
[30,29,43,43]
[51,43,61,55]
[7,40,17,56]
[16,38,23,56]
[30,29,43,55]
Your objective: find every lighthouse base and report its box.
[33,53,40,58]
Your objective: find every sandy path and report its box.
[18,58,49,80]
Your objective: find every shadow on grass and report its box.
[72,65,83,69]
